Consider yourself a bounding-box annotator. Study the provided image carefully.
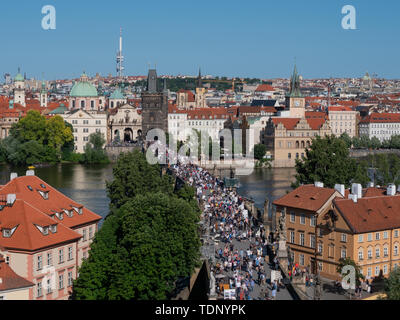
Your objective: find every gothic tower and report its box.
[141,68,168,139]
[286,64,305,118]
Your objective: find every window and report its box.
[89,227,93,239]
[368,233,372,242]
[376,247,380,258]
[37,255,43,270]
[299,233,305,246]
[368,248,372,259]
[341,248,347,259]
[47,279,52,294]
[37,282,43,298]
[310,215,316,227]
[288,153,291,159]
[300,214,306,225]
[376,232,380,241]
[83,137,89,142]
[59,274,64,290]
[310,235,315,249]
[341,233,347,242]
[358,249,364,261]
[358,235,363,243]
[384,247,389,257]
[384,231,388,239]
[299,254,305,266]
[47,252,52,266]
[394,245,399,256]
[395,230,399,238]
[68,247,73,261]
[96,120,101,125]
[59,249,64,264]
[83,120,89,125]
[367,267,372,278]
[83,229,87,241]
[290,212,295,223]
[375,266,380,276]
[318,262,323,271]
[318,243,323,254]
[83,128,89,133]
[290,231,295,244]
[383,265,388,275]
[68,271,73,287]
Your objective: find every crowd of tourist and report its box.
[171,160,285,300]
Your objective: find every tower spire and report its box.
[197,68,202,88]
[116,27,124,79]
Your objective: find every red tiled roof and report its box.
[273,185,339,212]
[0,199,82,251]
[334,195,400,233]
[328,106,354,112]
[0,256,34,291]
[361,113,400,123]
[0,176,102,229]
[255,84,275,92]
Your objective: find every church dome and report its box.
[110,87,125,100]
[15,73,24,82]
[70,72,98,97]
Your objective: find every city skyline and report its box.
[1,0,400,80]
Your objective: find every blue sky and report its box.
[0,0,399,80]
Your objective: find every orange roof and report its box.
[0,175,102,230]
[273,185,339,212]
[328,106,354,112]
[0,256,34,291]
[0,199,82,251]
[255,84,275,92]
[334,195,400,233]
[361,113,400,123]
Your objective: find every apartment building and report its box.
[0,171,102,300]
[328,106,358,138]
[62,109,108,153]
[359,112,400,142]
[273,182,400,281]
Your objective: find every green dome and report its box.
[15,73,24,82]
[70,81,98,97]
[110,88,125,99]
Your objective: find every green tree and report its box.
[45,116,73,156]
[106,150,173,209]
[293,135,369,188]
[253,144,267,160]
[370,136,381,150]
[339,132,352,149]
[81,132,110,164]
[384,268,400,300]
[10,110,47,144]
[336,257,364,287]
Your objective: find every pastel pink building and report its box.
[0,171,102,300]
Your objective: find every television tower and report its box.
[116,28,125,79]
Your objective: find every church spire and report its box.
[197,68,202,88]
[288,63,302,98]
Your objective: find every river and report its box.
[0,164,296,226]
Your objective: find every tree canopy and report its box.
[293,135,369,188]
[72,150,201,300]
[384,268,400,300]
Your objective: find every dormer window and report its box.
[64,209,73,218]
[27,185,33,191]
[72,206,83,215]
[35,225,49,236]
[38,190,49,200]
[2,226,18,238]
[49,224,57,233]
[56,212,64,220]
[40,184,46,189]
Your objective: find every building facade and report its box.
[359,113,400,142]
[328,106,358,138]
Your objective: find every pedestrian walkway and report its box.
[170,158,294,300]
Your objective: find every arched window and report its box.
[81,100,85,108]
[301,141,305,148]
[375,246,380,258]
[358,248,364,261]
[296,141,300,148]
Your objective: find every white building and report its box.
[328,106,359,138]
[359,113,400,142]
[62,110,108,153]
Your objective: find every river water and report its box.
[0,164,296,226]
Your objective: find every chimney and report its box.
[351,183,362,199]
[367,182,374,188]
[26,170,35,176]
[314,181,324,188]
[334,184,345,197]
[348,194,358,203]
[7,194,16,206]
[387,184,396,196]
[10,173,18,181]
